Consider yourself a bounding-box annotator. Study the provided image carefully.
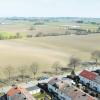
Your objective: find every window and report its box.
[60,96,66,100]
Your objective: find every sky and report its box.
[0,0,100,18]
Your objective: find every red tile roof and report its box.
[7,86,35,100]
[79,70,97,80]
[7,86,25,96]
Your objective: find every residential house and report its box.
[79,70,100,93]
[6,86,36,100]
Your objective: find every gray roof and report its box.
[8,92,35,100]
[48,78,95,100]
[60,85,94,100]
[9,93,28,100]
[26,86,40,91]
[48,78,60,85]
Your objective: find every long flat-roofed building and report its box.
[48,77,96,100]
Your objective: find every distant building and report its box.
[48,77,96,100]
[79,70,100,93]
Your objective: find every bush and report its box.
[35,32,43,37]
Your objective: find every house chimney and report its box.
[18,92,21,94]
[55,78,57,80]
[14,87,17,89]
[24,97,27,99]
[82,94,86,96]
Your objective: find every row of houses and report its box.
[0,69,100,100]
[47,77,96,100]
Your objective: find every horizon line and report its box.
[0,16,100,19]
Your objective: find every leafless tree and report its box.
[5,66,13,83]
[16,32,20,38]
[30,63,38,79]
[52,61,61,75]
[91,50,100,67]
[68,57,80,73]
[19,66,26,82]
[29,26,35,31]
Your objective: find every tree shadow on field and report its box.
[42,71,55,76]
[60,67,72,72]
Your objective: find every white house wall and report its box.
[79,75,100,92]
[48,84,71,100]
[29,89,40,95]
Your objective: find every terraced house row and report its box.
[48,77,97,100]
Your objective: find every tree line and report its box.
[3,63,38,85]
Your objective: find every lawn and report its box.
[33,93,51,100]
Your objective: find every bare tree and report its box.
[68,57,80,73]
[5,66,13,83]
[52,61,61,75]
[19,66,26,82]
[91,50,100,67]
[30,63,38,79]
[16,32,20,38]
[29,26,35,31]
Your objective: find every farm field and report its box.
[0,18,99,38]
[0,34,100,79]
